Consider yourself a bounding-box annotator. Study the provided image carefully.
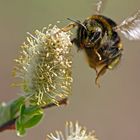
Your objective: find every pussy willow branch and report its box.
[0,98,68,132]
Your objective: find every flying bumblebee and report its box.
[62,0,140,87]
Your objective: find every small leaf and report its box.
[15,105,44,136]
[16,118,26,136]
[19,104,26,118]
[21,106,44,128]
[24,112,43,128]
[23,106,43,116]
[10,96,25,117]
[0,97,25,126]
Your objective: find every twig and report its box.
[0,98,68,132]
[42,98,68,109]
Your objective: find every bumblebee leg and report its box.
[98,47,122,65]
[95,65,107,87]
[92,38,103,61]
[96,55,122,87]
[108,55,122,69]
[61,22,77,32]
[94,48,102,60]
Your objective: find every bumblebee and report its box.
[62,0,140,87]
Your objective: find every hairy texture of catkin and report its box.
[13,25,73,106]
[47,121,98,140]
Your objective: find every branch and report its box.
[0,98,68,132]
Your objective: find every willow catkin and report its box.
[13,25,73,106]
[47,121,98,140]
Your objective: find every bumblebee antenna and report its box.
[67,18,87,30]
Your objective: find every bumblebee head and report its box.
[67,18,104,48]
[83,18,103,46]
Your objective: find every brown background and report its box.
[0,0,140,140]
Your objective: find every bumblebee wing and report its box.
[95,0,107,14]
[115,10,140,40]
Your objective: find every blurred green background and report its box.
[0,0,140,140]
